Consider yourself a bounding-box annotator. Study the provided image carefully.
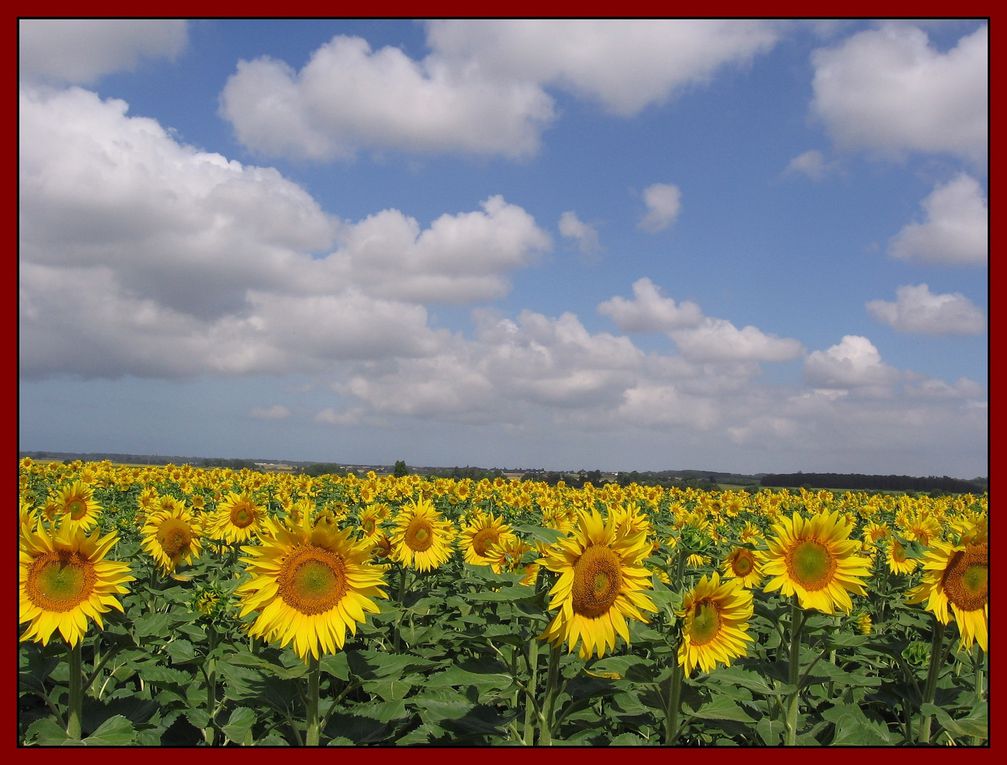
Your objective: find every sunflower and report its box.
[907,538,987,652]
[209,491,265,544]
[461,512,517,570]
[686,552,708,568]
[885,537,918,575]
[539,509,657,659]
[677,572,754,676]
[721,547,763,588]
[236,508,388,661]
[358,503,389,541]
[760,510,871,614]
[54,481,102,531]
[20,523,134,647]
[862,520,890,547]
[389,497,456,572]
[141,503,203,573]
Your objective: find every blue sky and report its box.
[18,19,987,476]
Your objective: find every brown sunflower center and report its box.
[571,545,623,618]
[689,599,722,646]
[278,545,348,615]
[230,503,256,528]
[941,543,987,612]
[731,550,754,576]
[471,527,500,557]
[786,540,836,591]
[25,550,97,612]
[362,517,376,534]
[405,517,434,552]
[156,518,193,558]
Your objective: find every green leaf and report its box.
[164,639,196,664]
[24,717,70,746]
[688,696,755,723]
[706,665,780,697]
[139,664,191,685]
[921,703,988,740]
[823,703,896,745]
[222,706,256,746]
[320,652,349,681]
[754,715,782,745]
[132,612,174,639]
[511,524,565,544]
[82,715,136,746]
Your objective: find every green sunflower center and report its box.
[405,517,435,552]
[67,499,88,519]
[786,540,836,591]
[942,544,987,612]
[156,518,193,558]
[278,545,348,615]
[572,545,623,619]
[26,550,97,612]
[689,600,722,646]
[471,527,500,557]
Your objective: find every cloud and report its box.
[804,335,901,390]
[250,405,291,420]
[638,183,682,233]
[329,196,552,304]
[810,23,987,162]
[888,174,988,265]
[19,19,187,85]
[598,277,702,332]
[219,36,555,160]
[867,283,985,334]
[670,318,804,363]
[784,149,835,181]
[558,211,601,254]
[599,278,802,362]
[427,19,780,117]
[19,86,549,379]
[221,21,779,160]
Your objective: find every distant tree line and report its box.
[760,472,986,494]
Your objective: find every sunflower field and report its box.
[18,458,988,747]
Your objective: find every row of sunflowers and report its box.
[19,458,987,746]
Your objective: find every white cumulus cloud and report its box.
[867,284,985,334]
[558,211,601,254]
[220,21,780,161]
[811,23,987,162]
[219,35,555,160]
[888,174,988,265]
[671,319,804,363]
[427,19,779,117]
[18,86,550,379]
[804,335,901,390]
[19,19,187,85]
[784,149,834,181]
[638,183,682,233]
[598,277,702,332]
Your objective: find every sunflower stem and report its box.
[784,598,804,746]
[523,637,539,745]
[305,654,321,746]
[203,625,217,746]
[537,644,562,745]
[917,618,946,744]
[662,660,684,745]
[67,639,83,740]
